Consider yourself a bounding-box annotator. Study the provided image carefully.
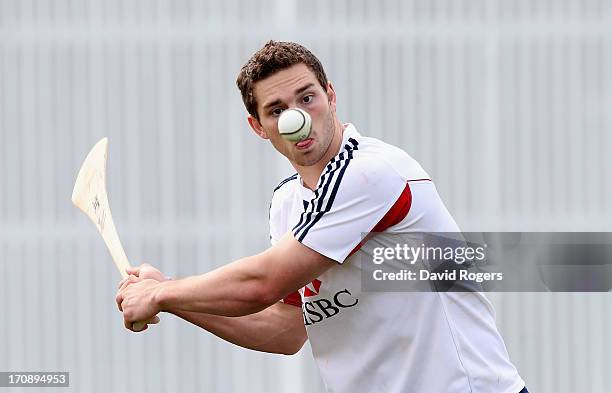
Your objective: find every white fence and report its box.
[1,1,611,392]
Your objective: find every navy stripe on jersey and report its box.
[296,144,357,241]
[292,157,341,236]
[273,173,298,193]
[295,139,359,237]
[291,142,358,235]
[292,146,354,236]
[293,138,359,242]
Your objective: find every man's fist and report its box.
[116,263,168,332]
[116,277,162,332]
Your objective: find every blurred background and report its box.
[1,0,611,392]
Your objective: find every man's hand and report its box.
[116,276,162,332]
[115,263,168,332]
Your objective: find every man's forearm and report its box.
[168,302,307,355]
[152,254,283,317]
[146,234,332,319]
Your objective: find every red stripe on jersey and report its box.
[282,291,302,307]
[348,182,413,257]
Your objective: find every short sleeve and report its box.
[292,155,407,263]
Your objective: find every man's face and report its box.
[249,64,336,167]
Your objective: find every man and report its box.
[116,41,527,393]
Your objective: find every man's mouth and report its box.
[295,138,314,150]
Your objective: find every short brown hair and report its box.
[236,40,329,120]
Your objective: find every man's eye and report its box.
[271,108,284,116]
[303,95,313,104]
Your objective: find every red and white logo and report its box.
[302,279,322,297]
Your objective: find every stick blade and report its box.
[71,136,131,278]
[71,137,108,214]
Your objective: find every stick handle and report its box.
[98,201,156,331]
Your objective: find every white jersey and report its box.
[270,124,525,393]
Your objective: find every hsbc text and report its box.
[302,289,359,326]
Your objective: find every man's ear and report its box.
[326,81,337,112]
[247,115,269,140]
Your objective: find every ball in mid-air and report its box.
[278,108,312,142]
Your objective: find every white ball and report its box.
[278,108,312,142]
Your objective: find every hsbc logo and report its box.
[300,280,359,326]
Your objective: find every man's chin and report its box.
[293,158,319,167]
[292,152,324,167]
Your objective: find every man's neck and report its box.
[295,121,345,191]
